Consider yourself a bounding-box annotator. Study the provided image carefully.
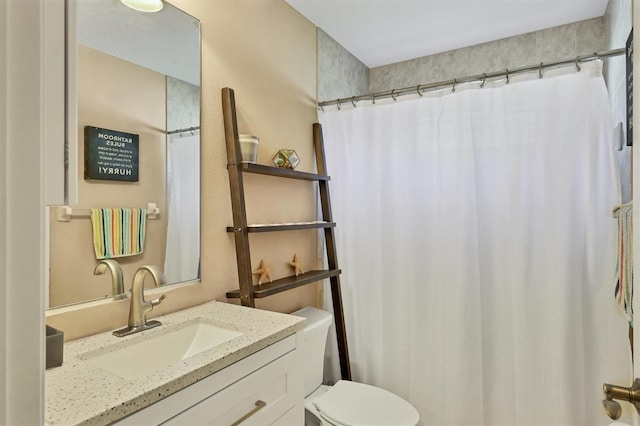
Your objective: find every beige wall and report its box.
[49,45,168,307]
[47,0,320,340]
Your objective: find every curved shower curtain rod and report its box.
[167,126,200,136]
[318,47,626,109]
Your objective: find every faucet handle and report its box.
[602,398,622,420]
[150,293,166,308]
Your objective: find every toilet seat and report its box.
[312,380,419,426]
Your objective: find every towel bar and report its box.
[56,202,159,222]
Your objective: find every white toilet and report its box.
[293,307,420,426]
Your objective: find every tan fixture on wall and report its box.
[113,265,167,337]
[602,378,640,419]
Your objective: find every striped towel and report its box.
[614,204,633,326]
[90,208,146,259]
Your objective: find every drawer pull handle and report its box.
[230,400,267,425]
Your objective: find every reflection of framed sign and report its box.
[84,126,139,182]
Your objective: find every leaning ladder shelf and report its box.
[222,87,351,380]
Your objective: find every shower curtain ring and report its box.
[337,98,341,110]
[575,58,581,72]
[505,68,510,84]
[538,62,544,79]
[351,96,357,108]
[391,89,398,101]
[319,103,324,112]
[416,84,423,97]
[480,73,487,88]
[452,79,457,93]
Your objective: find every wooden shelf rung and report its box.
[226,269,341,299]
[240,162,330,181]
[226,221,336,233]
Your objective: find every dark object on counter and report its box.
[46,325,64,369]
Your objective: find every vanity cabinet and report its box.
[114,333,303,425]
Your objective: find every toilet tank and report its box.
[291,307,333,396]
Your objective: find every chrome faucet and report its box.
[113,265,167,337]
[93,259,125,299]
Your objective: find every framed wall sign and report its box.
[84,126,139,182]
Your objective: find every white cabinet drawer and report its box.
[271,405,302,426]
[162,349,300,425]
[114,333,303,425]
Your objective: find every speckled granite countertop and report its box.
[45,301,305,426]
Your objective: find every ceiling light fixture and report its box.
[119,0,163,13]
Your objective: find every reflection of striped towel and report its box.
[614,204,633,326]
[90,208,146,259]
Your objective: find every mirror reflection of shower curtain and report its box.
[320,61,632,425]
[164,131,200,283]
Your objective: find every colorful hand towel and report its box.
[614,204,633,326]
[91,208,146,259]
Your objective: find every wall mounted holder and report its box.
[56,202,159,222]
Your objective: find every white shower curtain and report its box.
[319,61,632,425]
[164,131,200,283]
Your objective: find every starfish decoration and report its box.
[252,259,272,285]
[289,253,303,277]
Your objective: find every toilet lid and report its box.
[313,380,419,426]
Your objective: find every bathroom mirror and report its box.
[47,0,201,308]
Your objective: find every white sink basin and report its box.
[80,319,244,379]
